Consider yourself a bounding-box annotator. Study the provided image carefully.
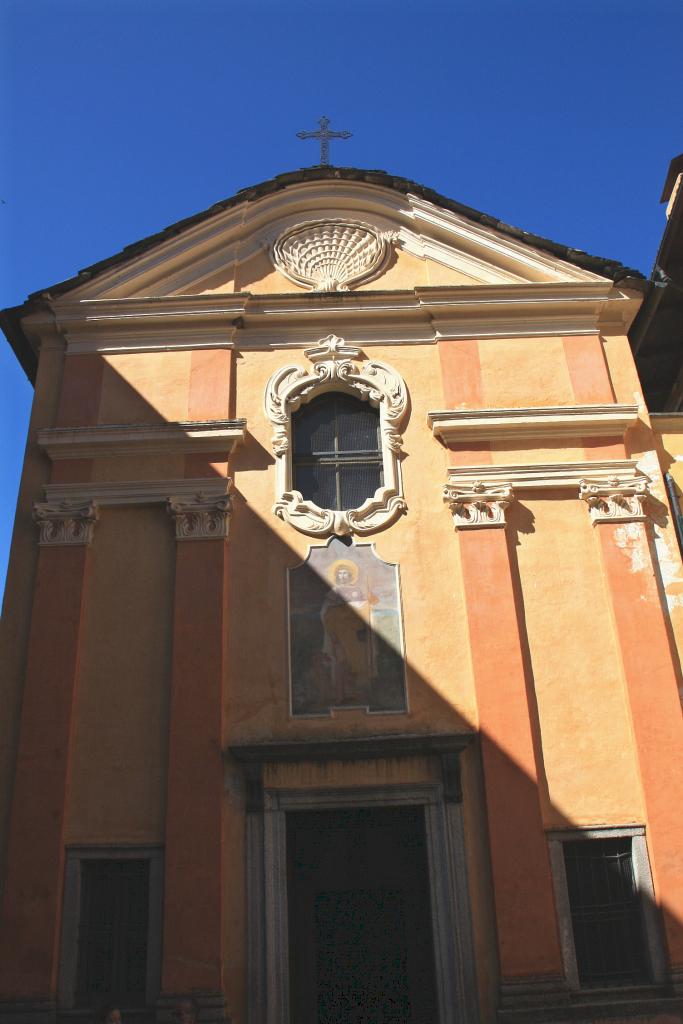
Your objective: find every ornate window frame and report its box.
[264,335,408,537]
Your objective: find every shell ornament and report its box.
[272,219,395,291]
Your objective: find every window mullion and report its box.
[292,392,383,513]
[113,863,126,996]
[333,394,341,512]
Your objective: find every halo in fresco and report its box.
[288,537,407,717]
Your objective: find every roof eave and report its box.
[2,165,646,384]
[0,304,39,384]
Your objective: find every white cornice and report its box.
[446,459,645,492]
[49,282,639,356]
[406,193,605,284]
[44,477,231,507]
[428,405,639,442]
[57,182,610,302]
[37,419,246,460]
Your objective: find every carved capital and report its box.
[579,476,650,524]
[33,500,99,546]
[167,488,232,540]
[443,481,513,529]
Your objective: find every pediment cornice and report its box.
[56,180,614,302]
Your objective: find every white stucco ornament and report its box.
[33,499,99,546]
[443,482,513,529]
[272,219,396,291]
[579,476,650,524]
[264,335,408,537]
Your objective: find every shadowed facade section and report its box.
[1,168,682,1024]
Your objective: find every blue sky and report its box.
[1,0,682,597]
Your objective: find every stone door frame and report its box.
[244,775,479,1024]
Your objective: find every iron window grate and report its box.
[563,838,648,987]
[76,859,149,1005]
[293,393,383,511]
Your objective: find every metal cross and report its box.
[296,116,352,166]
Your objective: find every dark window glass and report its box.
[294,463,338,512]
[293,393,383,511]
[563,839,648,987]
[340,463,382,510]
[77,859,149,1006]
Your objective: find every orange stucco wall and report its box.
[65,508,174,845]
[0,334,65,885]
[227,342,479,745]
[651,414,683,699]
[2,211,683,1024]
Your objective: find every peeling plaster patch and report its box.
[636,450,683,610]
[614,523,648,574]
[654,529,683,609]
[637,450,662,495]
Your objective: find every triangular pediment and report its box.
[58,174,617,303]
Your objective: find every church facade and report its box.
[1,166,682,1024]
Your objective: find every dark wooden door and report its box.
[287,805,438,1024]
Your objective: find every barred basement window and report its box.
[563,838,648,987]
[58,847,162,1010]
[293,393,383,511]
[77,859,149,1005]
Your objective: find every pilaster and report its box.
[159,491,231,1010]
[444,482,566,1003]
[580,476,683,983]
[0,501,97,1007]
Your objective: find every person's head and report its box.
[173,997,198,1024]
[99,1008,122,1024]
[327,558,359,589]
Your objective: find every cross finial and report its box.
[296,115,352,166]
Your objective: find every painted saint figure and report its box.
[289,538,407,717]
[321,559,378,706]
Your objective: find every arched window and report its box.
[265,335,408,536]
[293,393,383,511]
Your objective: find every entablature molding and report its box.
[32,499,99,546]
[40,281,639,356]
[38,419,246,460]
[442,464,653,530]
[428,404,639,443]
[228,732,474,765]
[228,732,474,804]
[446,459,646,493]
[43,476,231,508]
